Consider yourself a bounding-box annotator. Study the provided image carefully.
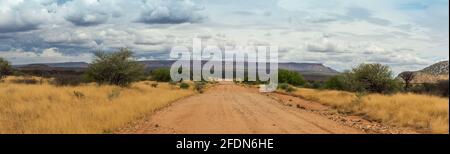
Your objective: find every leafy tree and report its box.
[85,48,145,87]
[0,57,12,79]
[348,63,400,94]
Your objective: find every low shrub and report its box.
[108,89,121,100]
[278,83,289,90]
[179,82,190,89]
[169,81,178,86]
[194,82,206,93]
[151,83,158,88]
[278,83,296,93]
[73,91,85,99]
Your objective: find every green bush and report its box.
[179,82,190,89]
[151,68,172,82]
[0,57,12,79]
[324,75,347,90]
[85,48,145,87]
[278,69,306,86]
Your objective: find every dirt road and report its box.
[123,83,364,134]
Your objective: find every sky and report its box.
[0,0,448,74]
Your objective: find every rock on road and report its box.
[126,83,363,134]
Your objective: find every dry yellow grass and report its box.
[0,76,194,134]
[290,88,449,134]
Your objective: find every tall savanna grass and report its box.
[0,76,194,134]
[291,88,449,134]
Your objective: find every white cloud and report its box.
[0,48,93,64]
[0,0,53,33]
[138,0,205,24]
[61,0,123,26]
[305,37,344,53]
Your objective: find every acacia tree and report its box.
[348,63,401,94]
[399,71,416,91]
[85,48,145,87]
[0,57,12,79]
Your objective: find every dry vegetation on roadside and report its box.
[288,88,449,134]
[0,76,194,134]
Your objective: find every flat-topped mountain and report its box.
[14,60,339,81]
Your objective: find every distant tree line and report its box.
[323,64,448,97]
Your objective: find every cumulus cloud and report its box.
[0,48,93,64]
[0,0,53,33]
[0,0,206,31]
[62,0,122,26]
[305,36,346,53]
[65,12,110,26]
[306,41,340,53]
[138,0,205,24]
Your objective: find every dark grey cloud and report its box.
[307,43,339,53]
[0,25,39,33]
[65,12,110,26]
[139,9,205,24]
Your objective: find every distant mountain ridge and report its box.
[14,62,89,68]
[14,60,339,81]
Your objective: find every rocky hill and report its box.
[399,60,449,83]
[419,61,449,75]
